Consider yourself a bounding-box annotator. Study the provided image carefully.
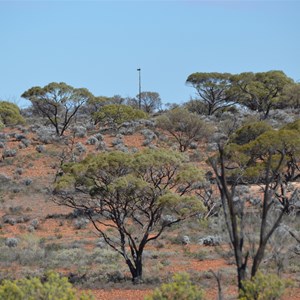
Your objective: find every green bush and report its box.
[239,271,292,300]
[230,121,272,145]
[93,104,147,127]
[0,271,93,300]
[0,101,25,126]
[281,119,300,132]
[145,272,204,300]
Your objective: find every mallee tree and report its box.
[22,82,94,136]
[54,149,205,283]
[186,72,235,115]
[156,108,211,152]
[209,123,300,292]
[230,70,293,118]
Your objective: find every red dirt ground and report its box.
[0,127,299,300]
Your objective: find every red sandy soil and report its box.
[88,289,153,300]
[85,285,300,300]
[1,127,299,300]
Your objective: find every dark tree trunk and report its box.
[179,144,187,152]
[208,104,214,116]
[132,258,143,284]
[237,265,247,291]
[125,254,143,284]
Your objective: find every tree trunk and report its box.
[179,144,186,152]
[125,255,143,284]
[237,265,247,291]
[55,124,60,136]
[251,248,265,278]
[132,255,143,284]
[208,104,213,116]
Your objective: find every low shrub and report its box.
[30,219,39,230]
[93,133,103,141]
[145,272,204,300]
[36,126,58,144]
[35,145,46,153]
[15,134,27,141]
[198,235,221,246]
[73,218,89,229]
[86,136,98,145]
[96,141,107,151]
[0,271,93,300]
[21,139,31,147]
[23,178,33,186]
[71,125,87,138]
[111,137,123,146]
[15,168,23,175]
[239,271,293,300]
[3,149,17,158]
[5,237,19,248]
[75,142,86,154]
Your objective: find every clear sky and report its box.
[1,0,300,108]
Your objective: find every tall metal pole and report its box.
[137,68,141,110]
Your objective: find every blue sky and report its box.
[1,0,300,108]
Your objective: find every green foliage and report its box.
[156,108,210,152]
[0,271,93,300]
[184,99,208,115]
[239,272,292,300]
[55,173,77,192]
[57,150,205,214]
[281,119,300,132]
[0,101,25,126]
[133,148,186,169]
[225,122,300,182]
[186,72,234,115]
[230,121,272,145]
[186,70,294,117]
[231,71,293,118]
[87,95,117,109]
[245,129,300,158]
[21,82,94,136]
[86,95,125,119]
[280,83,300,109]
[93,104,147,126]
[55,149,205,282]
[145,272,204,300]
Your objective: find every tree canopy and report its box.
[186,72,235,115]
[229,121,272,146]
[126,91,162,114]
[21,82,94,136]
[280,83,300,109]
[209,120,300,291]
[85,95,126,121]
[186,70,296,117]
[138,91,162,113]
[54,149,205,283]
[226,127,300,183]
[281,118,300,132]
[231,71,294,118]
[156,108,210,152]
